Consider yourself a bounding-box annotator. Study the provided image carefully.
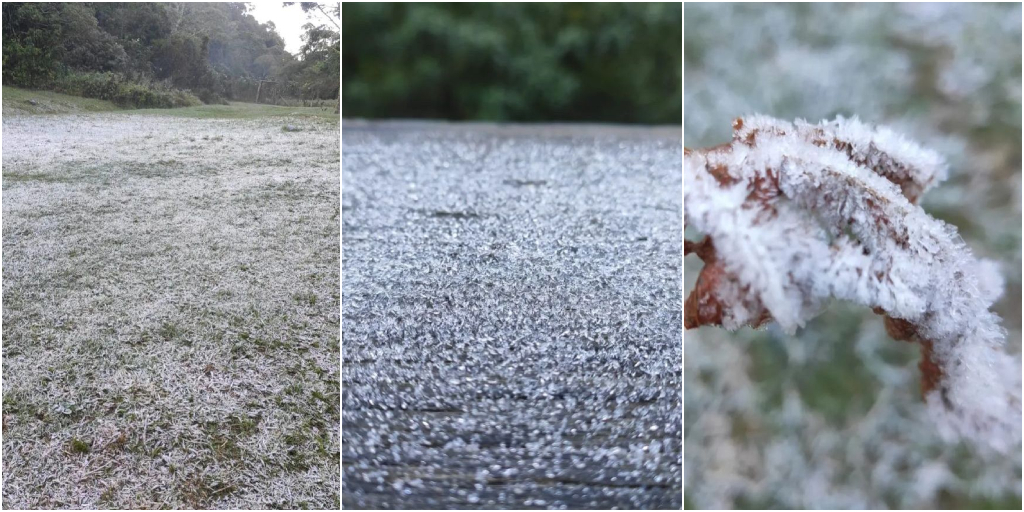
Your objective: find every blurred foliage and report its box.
[2,2,339,107]
[342,3,680,123]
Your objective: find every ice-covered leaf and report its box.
[685,115,1022,452]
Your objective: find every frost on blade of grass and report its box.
[684,115,1022,452]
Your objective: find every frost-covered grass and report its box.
[342,122,682,508]
[684,3,1022,509]
[2,111,340,508]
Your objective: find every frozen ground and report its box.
[342,121,683,509]
[2,110,340,508]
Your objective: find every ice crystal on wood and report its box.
[684,115,1021,451]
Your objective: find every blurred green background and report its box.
[684,3,1021,510]
[342,2,680,124]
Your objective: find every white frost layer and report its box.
[685,115,1022,452]
[734,114,948,201]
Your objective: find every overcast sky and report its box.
[247,2,334,55]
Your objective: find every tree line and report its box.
[342,3,681,124]
[2,2,339,108]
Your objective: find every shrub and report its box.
[52,71,201,108]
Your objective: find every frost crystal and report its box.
[684,115,1022,451]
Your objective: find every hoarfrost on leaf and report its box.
[684,115,1022,452]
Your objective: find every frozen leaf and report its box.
[685,115,1022,452]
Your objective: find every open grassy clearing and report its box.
[2,106,340,508]
[3,86,336,120]
[134,101,339,120]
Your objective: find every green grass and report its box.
[2,171,70,185]
[69,438,91,455]
[3,86,338,120]
[746,305,918,425]
[136,101,338,120]
[3,86,121,115]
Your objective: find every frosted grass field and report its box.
[2,109,339,508]
[685,3,1021,509]
[342,122,682,508]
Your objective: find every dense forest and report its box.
[342,3,681,124]
[2,2,339,108]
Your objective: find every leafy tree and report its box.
[2,3,64,86]
[279,2,339,103]
[58,4,128,73]
[150,32,216,98]
[295,24,339,100]
[2,2,340,107]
